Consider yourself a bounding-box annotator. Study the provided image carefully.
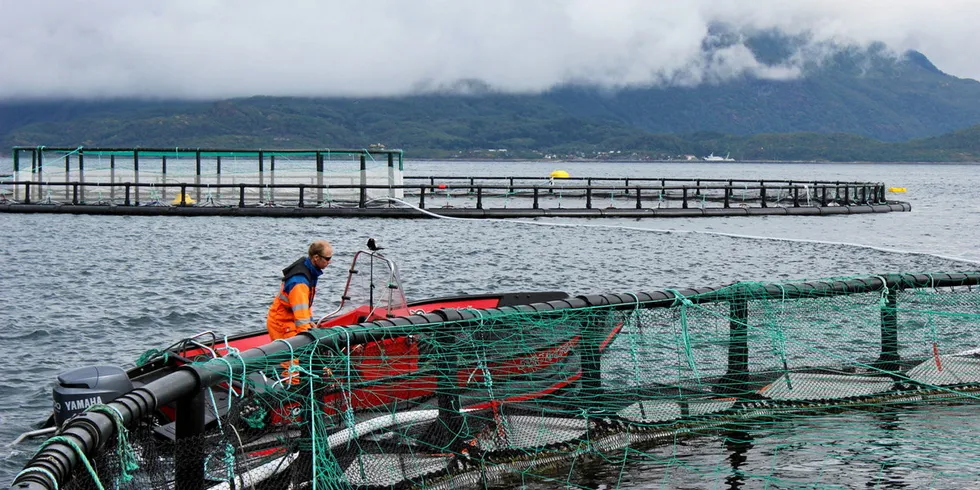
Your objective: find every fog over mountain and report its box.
[2,0,979,99]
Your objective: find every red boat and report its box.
[37,240,624,488]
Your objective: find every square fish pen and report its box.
[7,147,405,207]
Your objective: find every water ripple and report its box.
[1,161,978,486]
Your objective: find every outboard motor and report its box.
[52,365,133,426]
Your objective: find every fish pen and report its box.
[0,146,911,218]
[3,146,405,205]
[11,272,980,489]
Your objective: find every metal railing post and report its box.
[876,287,900,372]
[720,297,750,395]
[359,154,367,208]
[12,149,19,201]
[175,389,207,490]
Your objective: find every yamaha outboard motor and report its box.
[52,365,133,426]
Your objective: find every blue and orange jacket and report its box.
[266,257,323,340]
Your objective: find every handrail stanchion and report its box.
[175,389,207,490]
[110,155,116,201]
[12,149,19,201]
[720,297,750,396]
[161,155,168,203]
[636,186,642,209]
[359,154,367,208]
[133,150,140,205]
[579,309,606,412]
[876,286,900,372]
[418,329,470,450]
[64,154,71,201]
[316,152,324,205]
[682,187,688,209]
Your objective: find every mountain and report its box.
[3,35,980,161]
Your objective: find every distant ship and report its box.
[703,152,735,162]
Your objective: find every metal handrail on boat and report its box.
[318,249,405,324]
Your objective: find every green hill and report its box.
[3,38,980,162]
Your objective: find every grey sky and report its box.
[2,0,977,99]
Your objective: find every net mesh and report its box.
[41,274,980,489]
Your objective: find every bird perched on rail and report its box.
[367,238,384,251]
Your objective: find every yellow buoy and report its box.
[549,169,570,179]
[171,193,196,205]
[888,187,907,193]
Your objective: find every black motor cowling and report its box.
[53,365,133,426]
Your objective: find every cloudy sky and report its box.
[2,0,977,100]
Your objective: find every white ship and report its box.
[703,152,735,162]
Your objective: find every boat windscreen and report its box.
[335,251,408,319]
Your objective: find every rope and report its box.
[35,436,105,490]
[625,292,644,388]
[13,467,60,489]
[771,284,792,390]
[87,404,140,483]
[665,289,702,384]
[271,339,297,388]
[135,348,168,366]
[928,316,943,372]
[221,335,249,394]
[362,197,980,267]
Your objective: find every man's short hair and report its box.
[308,240,331,257]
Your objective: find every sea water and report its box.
[1,160,978,488]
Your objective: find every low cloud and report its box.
[1,0,976,99]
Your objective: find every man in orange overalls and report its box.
[266,240,333,340]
